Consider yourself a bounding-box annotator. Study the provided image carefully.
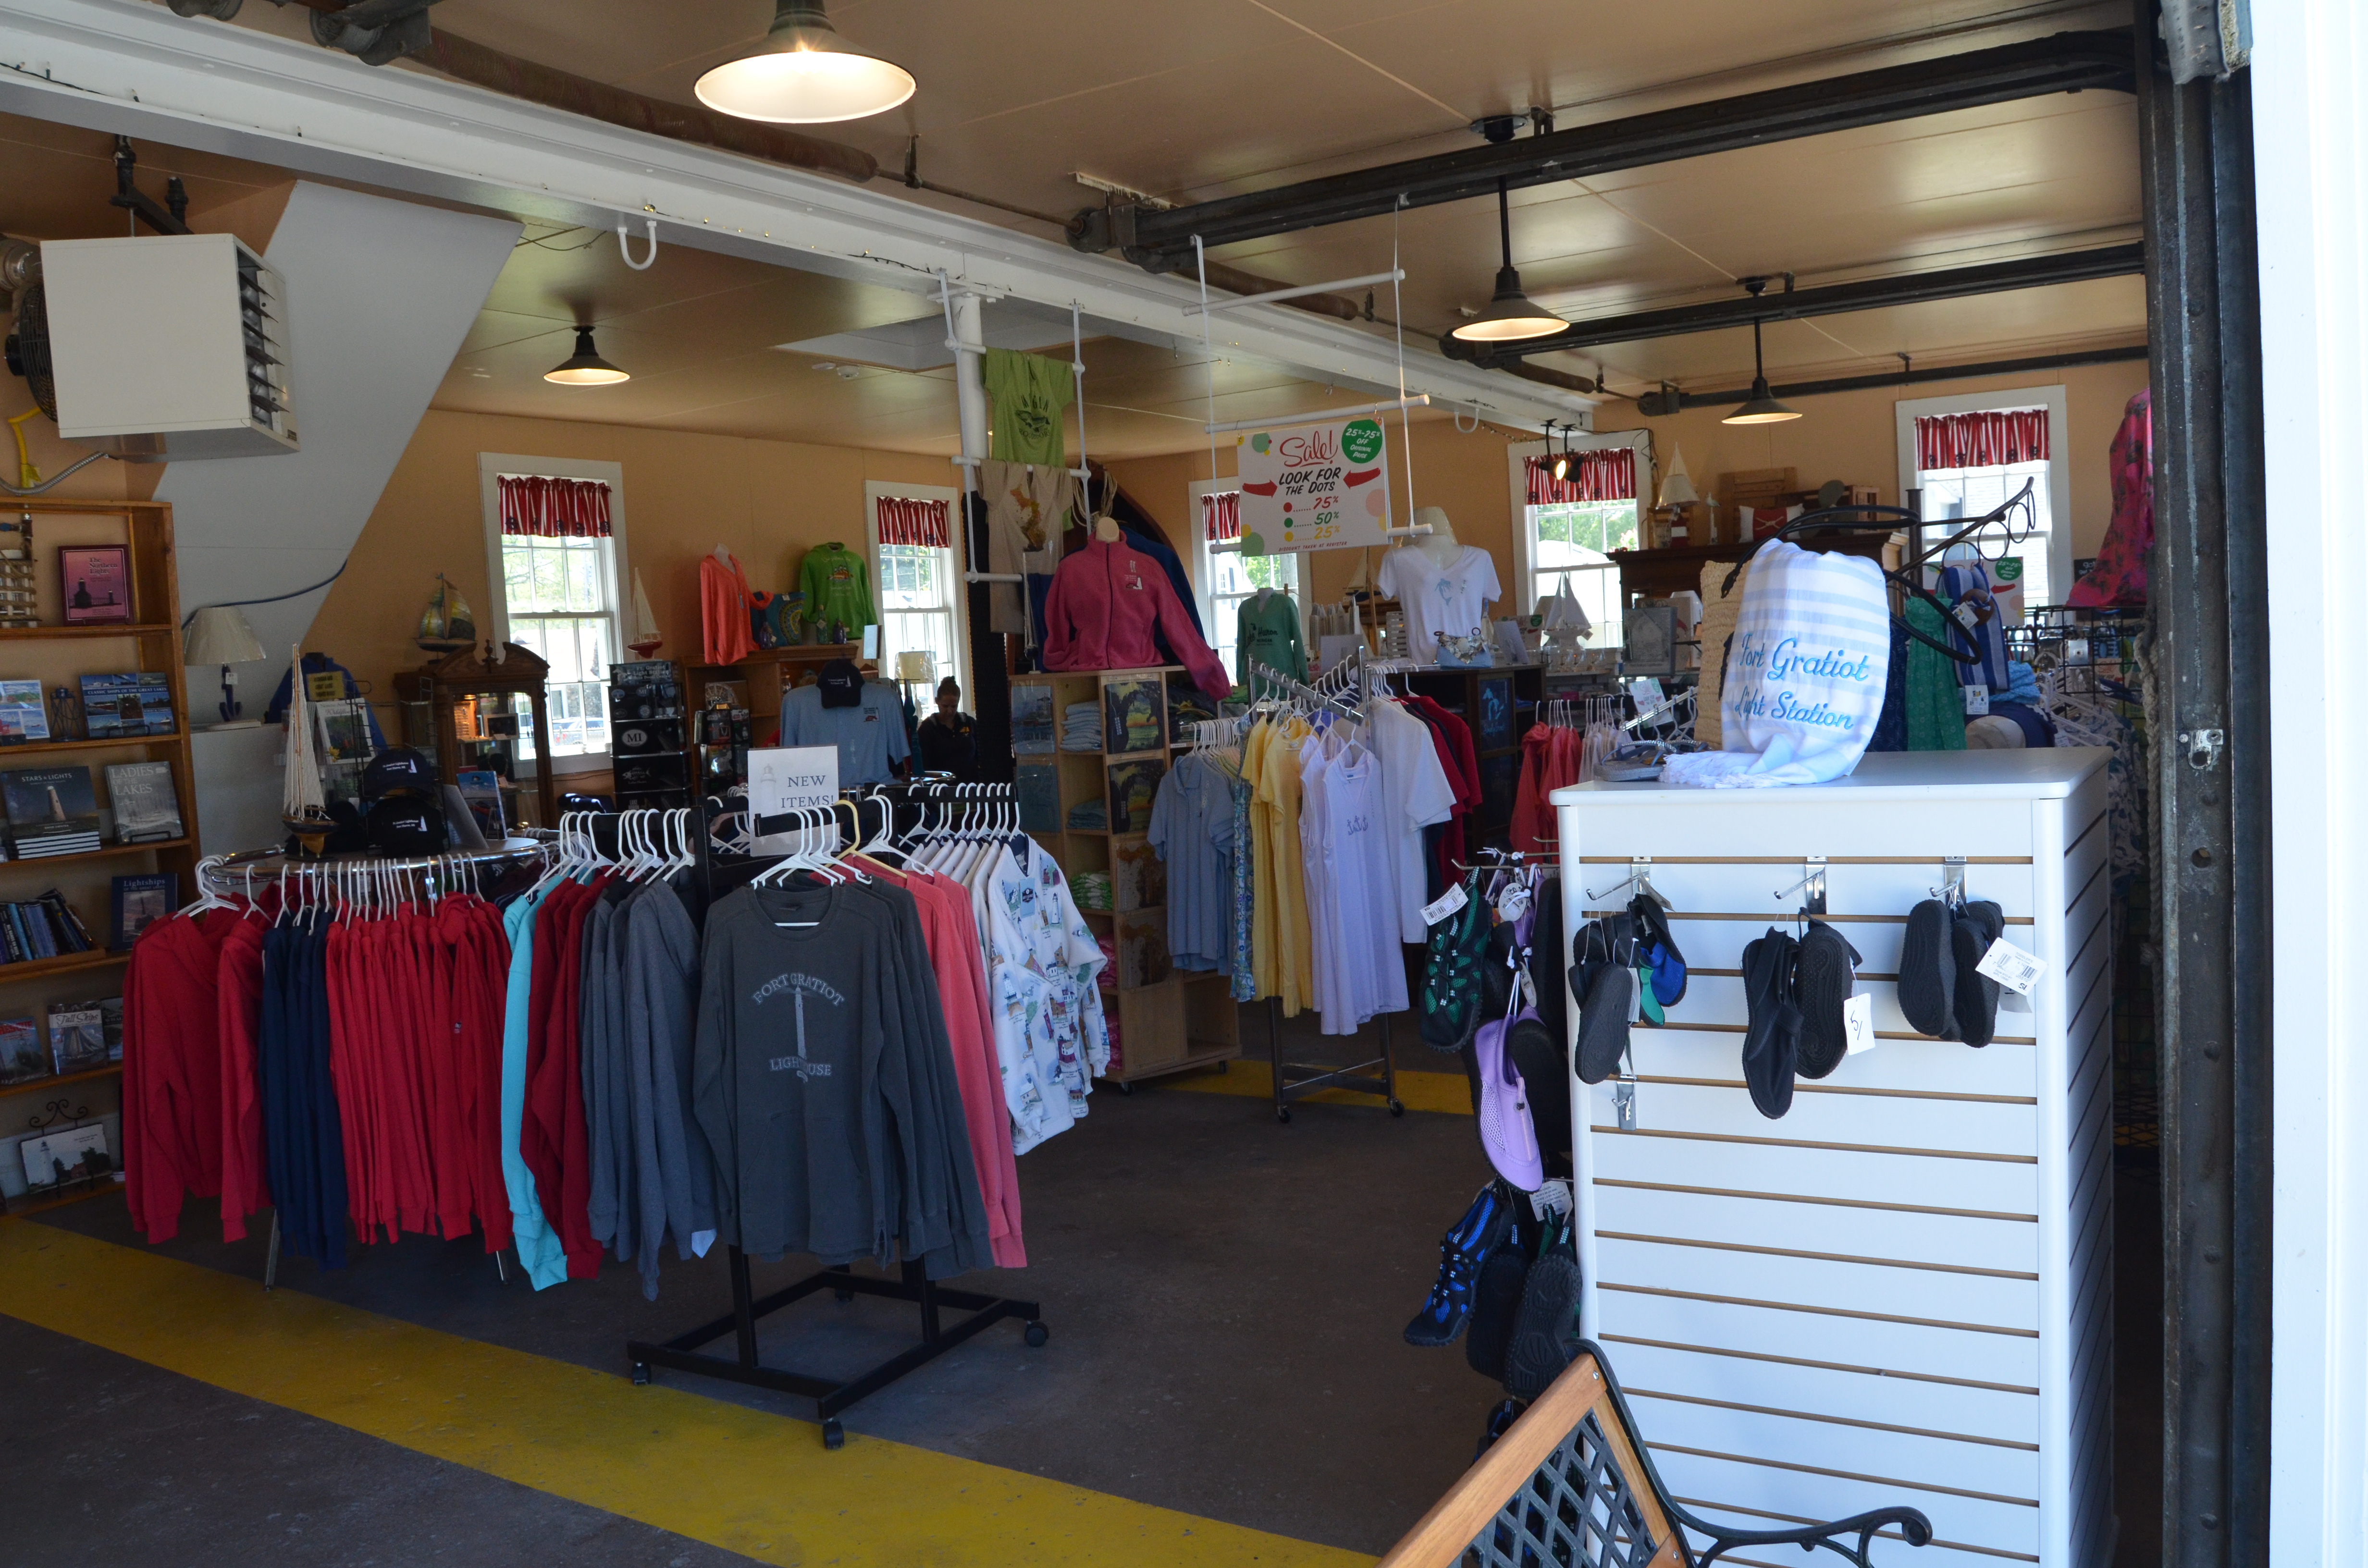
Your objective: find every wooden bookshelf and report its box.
[0,498,197,1212]
[1011,664,1240,1088]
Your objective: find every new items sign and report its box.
[1233,415,1392,554]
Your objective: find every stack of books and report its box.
[80,673,174,740]
[2,766,101,858]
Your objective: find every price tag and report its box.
[1421,883,1468,927]
[1629,676,1667,712]
[1495,881,1532,923]
[1842,993,1877,1055]
[1974,935,2048,996]
[1962,684,1991,715]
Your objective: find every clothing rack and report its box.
[626,786,1046,1451]
[1244,654,1405,1126]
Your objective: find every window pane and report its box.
[565,544,601,612]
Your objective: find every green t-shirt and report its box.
[985,348,1075,466]
[796,543,874,637]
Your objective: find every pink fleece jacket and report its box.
[1042,537,1233,698]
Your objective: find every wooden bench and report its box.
[1377,1341,1934,1568]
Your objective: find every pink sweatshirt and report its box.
[1042,537,1233,698]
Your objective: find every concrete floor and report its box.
[4,1004,2169,1567]
[21,1015,1500,1565]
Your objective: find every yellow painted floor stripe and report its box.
[1163,1060,1473,1116]
[0,1222,1369,1567]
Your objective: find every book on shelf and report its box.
[0,1016,42,1085]
[110,874,173,951]
[455,768,506,840]
[1,765,100,858]
[46,1000,110,1075]
[37,890,93,953]
[105,760,183,844]
[80,674,173,740]
[0,679,50,744]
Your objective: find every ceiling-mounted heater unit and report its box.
[5,234,295,461]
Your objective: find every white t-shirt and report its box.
[1370,699,1459,943]
[1316,742,1408,1033]
[1377,544,1501,663]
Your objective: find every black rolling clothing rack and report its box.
[617,791,1046,1449]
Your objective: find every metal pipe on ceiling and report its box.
[1629,342,2149,414]
[1072,29,2136,270]
[1444,243,2147,365]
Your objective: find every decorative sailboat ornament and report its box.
[625,567,662,656]
[415,573,478,656]
[281,643,334,849]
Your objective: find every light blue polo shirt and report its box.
[777,680,910,784]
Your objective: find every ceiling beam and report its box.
[1445,242,2147,365]
[1631,342,2149,414]
[1073,29,2136,270]
[0,0,1595,434]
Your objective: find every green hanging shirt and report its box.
[1904,597,1968,752]
[1234,590,1307,697]
[985,348,1075,466]
[797,543,874,637]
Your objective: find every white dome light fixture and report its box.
[695,0,916,124]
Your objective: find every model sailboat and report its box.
[281,644,333,843]
[625,567,662,656]
[415,573,477,656]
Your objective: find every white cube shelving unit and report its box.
[1551,749,2116,1568]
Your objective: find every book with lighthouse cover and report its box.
[1,765,100,858]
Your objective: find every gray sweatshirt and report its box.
[691,879,992,1276]
[622,878,716,1296]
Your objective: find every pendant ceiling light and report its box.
[1550,421,1571,481]
[1449,179,1566,343]
[1721,280,1801,425]
[544,326,630,386]
[695,0,916,124]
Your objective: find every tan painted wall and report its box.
[310,407,958,704]
[1591,360,2150,561]
[1104,360,2151,623]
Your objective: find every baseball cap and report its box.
[817,658,863,710]
[362,747,437,801]
[366,795,447,855]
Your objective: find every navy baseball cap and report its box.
[361,747,436,800]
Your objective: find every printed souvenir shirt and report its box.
[980,840,1109,1154]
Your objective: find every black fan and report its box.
[3,281,55,421]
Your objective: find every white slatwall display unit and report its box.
[1550,750,2115,1568]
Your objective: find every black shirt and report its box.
[914,710,977,778]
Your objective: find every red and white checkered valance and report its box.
[876,494,951,549]
[498,474,613,538]
[1915,408,2050,471]
[1525,448,1637,505]
[1201,489,1241,542]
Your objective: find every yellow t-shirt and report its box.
[1245,720,1277,1003]
[1255,714,1314,1017]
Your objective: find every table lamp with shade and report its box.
[184,605,266,727]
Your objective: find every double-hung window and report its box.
[1191,480,1301,679]
[1507,432,1644,648]
[478,454,627,771]
[866,482,965,695]
[1896,388,2071,607]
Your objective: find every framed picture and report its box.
[110,873,174,951]
[59,545,133,626]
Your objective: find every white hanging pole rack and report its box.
[1181,269,1406,316]
[1203,393,1429,437]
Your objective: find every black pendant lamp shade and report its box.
[545,325,630,386]
[1722,282,1801,425]
[1449,181,1566,343]
[695,0,916,124]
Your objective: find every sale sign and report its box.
[1234,415,1393,554]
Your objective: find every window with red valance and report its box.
[1525,448,1637,505]
[1913,407,2050,471]
[497,473,613,538]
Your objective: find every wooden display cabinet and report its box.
[0,499,201,1216]
[395,642,557,832]
[1011,664,1241,1088]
